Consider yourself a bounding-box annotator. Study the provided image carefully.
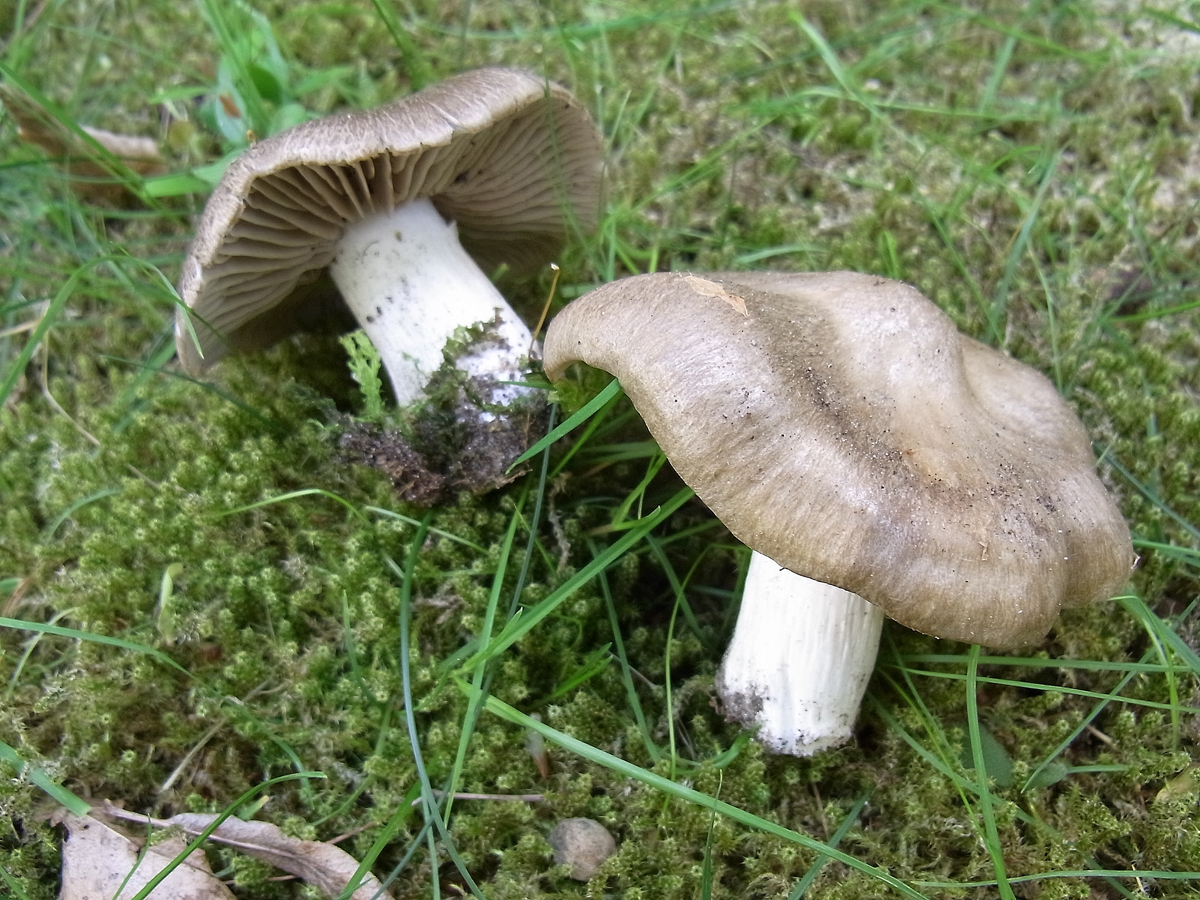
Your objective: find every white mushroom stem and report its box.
[328,196,533,407]
[716,551,885,756]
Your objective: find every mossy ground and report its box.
[3,1,1200,897]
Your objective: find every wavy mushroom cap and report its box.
[176,67,603,374]
[544,271,1133,647]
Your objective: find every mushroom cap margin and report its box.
[543,270,1134,647]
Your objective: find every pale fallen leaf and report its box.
[56,812,233,900]
[101,805,393,900]
[1,83,163,204]
[683,275,749,317]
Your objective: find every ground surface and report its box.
[2,1,1200,897]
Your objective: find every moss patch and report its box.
[3,0,1200,897]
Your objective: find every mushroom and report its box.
[543,270,1134,755]
[175,66,602,451]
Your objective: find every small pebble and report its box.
[547,817,616,881]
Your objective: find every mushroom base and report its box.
[339,349,549,505]
[716,551,885,756]
[331,196,547,496]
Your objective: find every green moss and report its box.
[5,0,1200,896]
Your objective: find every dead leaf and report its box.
[99,805,393,900]
[56,812,234,900]
[683,275,749,317]
[217,94,242,119]
[170,815,392,900]
[0,83,163,204]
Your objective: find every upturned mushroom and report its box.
[175,67,602,456]
[543,270,1134,755]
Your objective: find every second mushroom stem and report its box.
[716,551,885,756]
[329,196,534,407]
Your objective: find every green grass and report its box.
[3,0,1200,897]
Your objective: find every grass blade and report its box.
[0,616,191,678]
[479,691,926,899]
[0,741,90,815]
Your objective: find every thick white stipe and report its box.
[717,551,885,756]
[329,197,533,406]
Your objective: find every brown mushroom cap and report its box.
[176,67,603,374]
[543,271,1133,647]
